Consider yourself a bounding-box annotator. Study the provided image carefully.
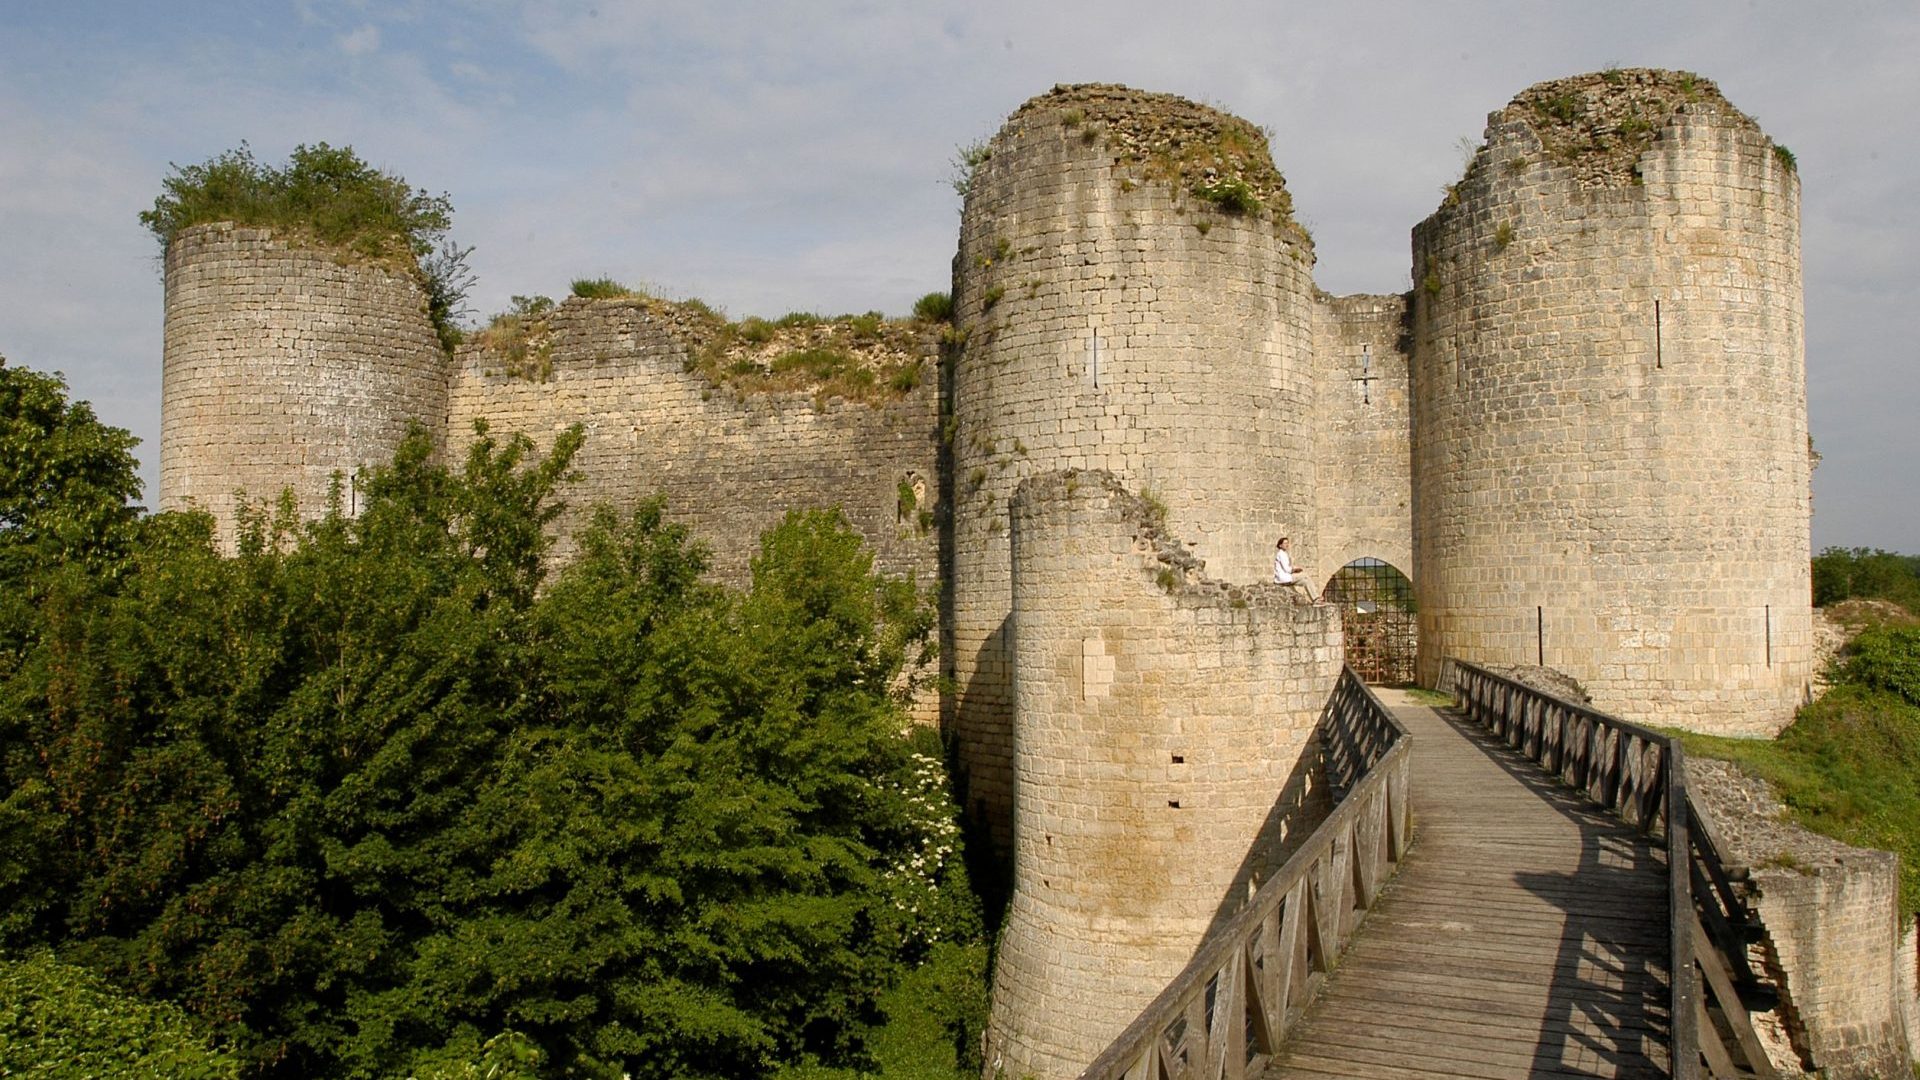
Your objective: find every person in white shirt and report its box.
[1273,536,1318,602]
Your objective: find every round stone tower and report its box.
[159,222,447,548]
[1410,70,1811,734]
[945,84,1319,844]
[984,470,1339,1079]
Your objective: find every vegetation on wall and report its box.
[1678,582,1920,919]
[911,292,954,323]
[570,277,640,299]
[473,294,559,381]
[1502,68,1759,184]
[682,309,930,406]
[466,287,932,405]
[140,143,472,351]
[0,359,983,1079]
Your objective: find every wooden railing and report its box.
[1452,661,1781,1080]
[1078,669,1411,1080]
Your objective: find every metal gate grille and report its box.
[1323,558,1416,685]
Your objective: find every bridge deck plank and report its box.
[1266,691,1671,1080]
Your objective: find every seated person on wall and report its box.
[1273,536,1318,602]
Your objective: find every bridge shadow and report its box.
[1430,704,1672,1079]
[1197,744,1330,942]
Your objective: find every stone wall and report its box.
[159,223,447,548]
[1687,757,1915,1077]
[983,470,1340,1080]
[1902,922,1920,1066]
[946,84,1319,847]
[1411,70,1811,734]
[445,297,941,589]
[1312,292,1414,584]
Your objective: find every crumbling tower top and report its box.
[1003,82,1308,245]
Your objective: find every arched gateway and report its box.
[1323,557,1416,685]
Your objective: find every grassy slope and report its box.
[1676,604,1920,920]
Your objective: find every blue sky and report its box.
[3,0,1915,550]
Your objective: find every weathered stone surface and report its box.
[445,296,940,589]
[945,84,1326,853]
[1412,68,1812,736]
[159,223,447,548]
[983,470,1339,1080]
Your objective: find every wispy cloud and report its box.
[338,24,381,56]
[0,0,1913,548]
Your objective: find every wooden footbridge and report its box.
[1081,664,1782,1080]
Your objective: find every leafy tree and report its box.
[0,949,241,1079]
[0,396,975,1078]
[0,356,142,578]
[0,357,144,942]
[1812,546,1920,612]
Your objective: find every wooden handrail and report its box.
[1077,668,1412,1080]
[1450,661,1779,1079]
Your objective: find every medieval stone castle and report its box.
[157,70,1813,1076]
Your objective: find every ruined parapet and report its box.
[447,295,941,586]
[159,223,447,548]
[946,84,1319,846]
[1311,291,1414,579]
[1410,70,1811,734]
[984,470,1340,1080]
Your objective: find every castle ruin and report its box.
[156,70,1814,1077]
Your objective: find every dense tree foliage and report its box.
[1812,546,1920,612]
[0,950,242,1079]
[0,360,979,1078]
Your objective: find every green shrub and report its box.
[912,292,954,323]
[476,295,558,380]
[738,317,777,344]
[1843,625,1920,707]
[772,347,856,380]
[0,951,241,1079]
[949,140,991,199]
[569,276,636,299]
[845,311,886,339]
[888,361,923,393]
[1191,175,1261,215]
[140,143,469,350]
[1536,92,1581,123]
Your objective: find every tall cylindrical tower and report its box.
[1411,70,1811,734]
[945,85,1319,844]
[159,223,447,548]
[984,470,1339,1079]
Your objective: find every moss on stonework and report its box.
[1497,68,1761,184]
[685,309,932,407]
[473,294,557,381]
[468,292,931,405]
[1012,84,1305,242]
